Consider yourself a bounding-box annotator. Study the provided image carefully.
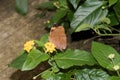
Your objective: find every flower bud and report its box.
[108,54,115,59]
[113,65,119,71]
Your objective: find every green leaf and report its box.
[16,0,28,15]
[58,0,68,9]
[48,9,67,28]
[70,0,108,32]
[42,70,69,80]
[37,1,56,10]
[108,11,119,26]
[93,24,112,34]
[92,42,120,71]
[47,73,66,80]
[99,17,111,24]
[54,49,96,69]
[52,65,59,73]
[35,34,49,47]
[22,49,49,71]
[67,10,74,22]
[9,51,27,69]
[75,24,91,32]
[109,0,118,7]
[74,69,110,80]
[52,67,59,73]
[113,1,120,22]
[41,69,53,79]
[68,0,80,9]
[110,76,120,80]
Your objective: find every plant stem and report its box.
[94,28,120,36]
[98,33,120,36]
[33,73,41,80]
[116,70,120,77]
[111,59,120,77]
[109,26,120,33]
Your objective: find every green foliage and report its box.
[110,76,120,80]
[37,1,56,10]
[48,9,68,28]
[41,70,69,80]
[68,0,80,9]
[35,34,49,47]
[92,42,120,71]
[9,51,27,69]
[9,34,120,79]
[108,11,119,26]
[12,0,120,79]
[44,0,120,35]
[41,68,110,80]
[22,49,49,71]
[54,49,96,69]
[99,17,111,24]
[113,1,120,22]
[108,0,118,7]
[74,69,110,80]
[15,0,120,35]
[58,0,68,9]
[16,0,28,15]
[70,0,108,32]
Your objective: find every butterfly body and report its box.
[49,26,67,51]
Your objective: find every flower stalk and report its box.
[108,54,120,77]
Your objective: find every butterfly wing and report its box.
[49,26,67,51]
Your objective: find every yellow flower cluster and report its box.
[24,40,35,52]
[44,42,56,53]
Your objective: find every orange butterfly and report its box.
[49,25,67,51]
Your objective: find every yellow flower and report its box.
[24,40,35,52]
[44,42,56,53]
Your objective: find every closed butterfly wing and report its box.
[49,26,67,51]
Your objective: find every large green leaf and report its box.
[16,0,28,15]
[113,1,120,22]
[92,42,120,71]
[70,0,108,32]
[54,49,96,69]
[9,51,27,69]
[74,69,110,80]
[22,49,49,71]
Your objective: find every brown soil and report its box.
[0,0,49,80]
[0,0,120,80]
